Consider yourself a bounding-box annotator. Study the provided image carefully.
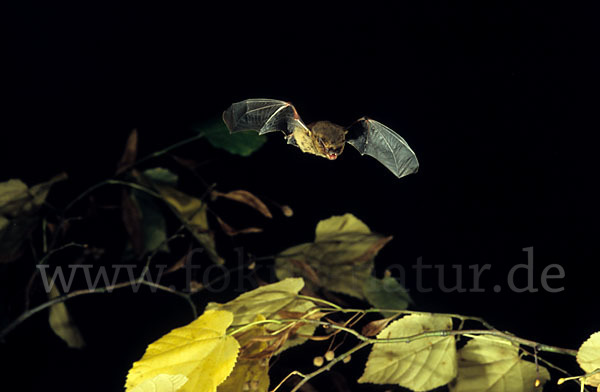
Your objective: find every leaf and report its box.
[212,189,273,218]
[122,178,169,257]
[577,331,600,387]
[0,173,67,216]
[275,214,392,299]
[450,335,550,392]
[117,129,138,174]
[122,190,144,256]
[314,213,370,239]
[363,275,412,311]
[136,191,170,254]
[216,216,263,236]
[125,310,240,392]
[265,298,320,354]
[0,173,67,263]
[201,119,267,157]
[130,374,188,392]
[0,179,29,215]
[205,278,305,326]
[48,284,85,348]
[359,314,457,391]
[144,169,222,264]
[144,167,179,186]
[361,316,396,337]
[218,315,270,392]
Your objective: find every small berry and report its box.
[313,356,324,367]
[324,350,335,361]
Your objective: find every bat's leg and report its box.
[285,134,298,147]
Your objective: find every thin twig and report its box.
[288,341,370,392]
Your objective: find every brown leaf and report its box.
[189,280,203,293]
[289,259,322,286]
[165,245,192,274]
[277,310,310,319]
[121,190,143,256]
[361,316,396,337]
[116,129,138,174]
[216,216,263,236]
[212,189,272,218]
[172,155,201,170]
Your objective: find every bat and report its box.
[222,98,419,178]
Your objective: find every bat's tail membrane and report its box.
[346,118,419,179]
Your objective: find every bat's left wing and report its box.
[223,98,309,136]
[346,117,419,179]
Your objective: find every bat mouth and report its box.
[326,153,338,160]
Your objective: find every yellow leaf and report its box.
[48,284,85,349]
[358,314,456,391]
[131,374,188,392]
[275,214,392,299]
[450,335,550,392]
[206,278,304,326]
[218,315,270,392]
[577,331,600,387]
[125,310,240,392]
[314,213,370,239]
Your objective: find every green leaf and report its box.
[363,275,412,312]
[450,335,550,392]
[205,278,305,326]
[359,314,457,391]
[200,119,266,157]
[144,167,179,186]
[125,310,240,392]
[135,190,169,254]
[275,214,392,299]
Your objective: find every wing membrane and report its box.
[223,99,307,136]
[346,118,419,178]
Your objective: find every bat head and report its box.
[308,121,347,160]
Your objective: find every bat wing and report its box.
[223,99,309,138]
[346,117,419,178]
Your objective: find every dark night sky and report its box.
[3,3,599,392]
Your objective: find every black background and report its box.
[3,3,599,392]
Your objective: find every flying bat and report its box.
[222,99,419,178]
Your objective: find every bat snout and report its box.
[326,152,338,160]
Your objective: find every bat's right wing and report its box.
[223,99,309,136]
[346,117,419,179]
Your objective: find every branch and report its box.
[0,276,196,342]
[271,341,371,392]
[277,317,577,357]
[265,310,578,391]
[3,232,191,341]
